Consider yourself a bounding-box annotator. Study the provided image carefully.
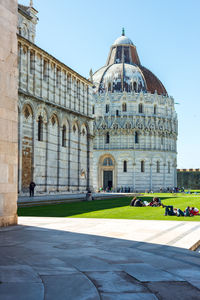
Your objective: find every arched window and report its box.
[38,116,43,141]
[108,82,112,92]
[116,110,119,116]
[123,160,127,172]
[92,105,95,114]
[135,132,139,144]
[106,132,110,144]
[122,103,127,112]
[161,136,164,145]
[24,106,30,119]
[154,105,157,114]
[168,162,170,174]
[141,160,145,172]
[103,157,113,166]
[62,125,66,147]
[133,82,137,92]
[156,161,160,173]
[106,104,109,113]
[139,103,143,113]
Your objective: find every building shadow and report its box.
[0,221,200,299]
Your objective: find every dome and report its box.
[113,35,134,46]
[92,31,168,95]
[93,63,146,93]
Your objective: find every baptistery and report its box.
[92,30,178,192]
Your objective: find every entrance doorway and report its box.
[103,171,113,190]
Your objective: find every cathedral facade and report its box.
[92,31,178,192]
[17,3,93,194]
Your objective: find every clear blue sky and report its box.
[20,0,200,169]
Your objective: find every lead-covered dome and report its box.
[92,30,167,95]
[93,63,146,93]
[113,35,134,46]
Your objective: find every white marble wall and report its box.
[17,36,93,194]
[93,91,177,191]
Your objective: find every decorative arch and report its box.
[36,105,48,124]
[50,113,59,127]
[71,121,79,135]
[98,154,117,190]
[22,104,33,120]
[103,157,113,166]
[21,104,34,192]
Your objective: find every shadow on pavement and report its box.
[0,220,200,299]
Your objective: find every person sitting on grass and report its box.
[130,197,137,206]
[134,198,144,207]
[184,206,200,216]
[149,197,161,207]
[163,205,199,217]
[190,207,200,215]
[163,205,177,216]
[162,205,183,216]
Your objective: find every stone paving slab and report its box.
[41,274,100,300]
[0,283,44,300]
[0,265,41,283]
[85,271,146,293]
[101,293,158,300]
[0,217,200,299]
[146,281,200,300]
[118,263,184,282]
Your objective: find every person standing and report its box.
[29,181,36,197]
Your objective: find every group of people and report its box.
[130,197,161,207]
[164,205,199,217]
[130,197,200,217]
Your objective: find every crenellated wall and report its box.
[0,0,18,226]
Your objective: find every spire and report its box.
[30,0,33,7]
[122,27,125,36]
[89,68,93,83]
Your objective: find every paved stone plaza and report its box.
[0,217,200,299]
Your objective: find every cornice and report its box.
[18,89,94,121]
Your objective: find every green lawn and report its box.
[18,193,200,221]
